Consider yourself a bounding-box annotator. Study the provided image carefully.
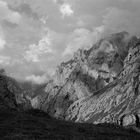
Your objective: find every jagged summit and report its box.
[1,31,140,129]
[26,31,140,128]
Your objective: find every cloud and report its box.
[10,3,39,20]
[102,7,140,36]
[0,27,5,50]
[63,27,104,56]
[53,0,65,4]
[0,0,21,24]
[25,74,50,84]
[0,55,10,65]
[24,32,53,62]
[60,3,74,17]
[2,0,140,83]
[0,26,6,50]
[0,37,6,50]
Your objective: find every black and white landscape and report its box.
[0,0,140,140]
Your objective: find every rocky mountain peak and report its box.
[27,31,140,126]
[1,31,140,129]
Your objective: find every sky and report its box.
[0,0,140,84]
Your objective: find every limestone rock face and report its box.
[1,31,140,129]
[65,35,140,125]
[32,31,140,127]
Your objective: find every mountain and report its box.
[0,72,32,111]
[28,31,140,128]
[1,64,140,139]
[1,31,140,139]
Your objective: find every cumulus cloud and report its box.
[53,0,65,4]
[60,3,74,17]
[25,33,53,62]
[2,0,140,83]
[0,55,10,65]
[0,28,6,50]
[61,0,140,57]
[0,37,5,50]
[0,25,6,51]
[0,0,21,24]
[25,74,50,84]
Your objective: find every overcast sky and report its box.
[0,0,140,83]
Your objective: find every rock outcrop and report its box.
[1,65,140,140]
[27,31,140,128]
[65,35,140,126]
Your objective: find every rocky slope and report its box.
[29,31,140,127]
[65,32,140,126]
[1,69,140,140]
[1,31,140,128]
[1,31,140,139]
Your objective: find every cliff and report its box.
[29,31,140,127]
[1,31,140,139]
[2,31,140,128]
[1,63,140,140]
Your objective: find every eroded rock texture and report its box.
[24,31,140,127]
